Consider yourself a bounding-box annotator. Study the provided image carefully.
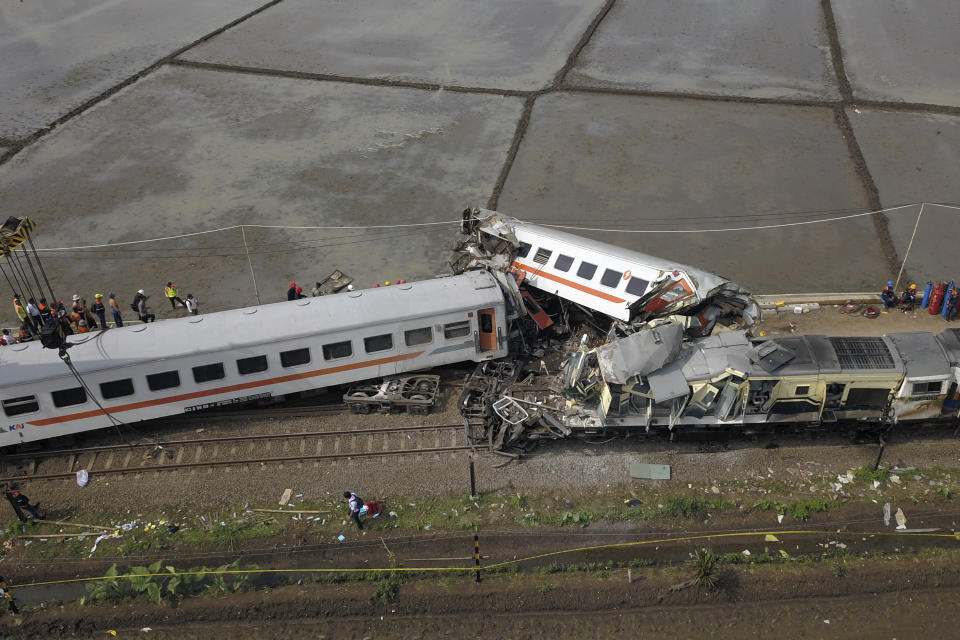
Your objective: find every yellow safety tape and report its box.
[8,529,958,589]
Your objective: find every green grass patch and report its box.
[854,466,890,484]
[751,498,834,520]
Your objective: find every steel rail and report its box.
[3,423,464,460]
[0,444,481,482]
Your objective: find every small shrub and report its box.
[560,511,591,527]
[371,561,405,605]
[507,493,528,510]
[536,583,556,594]
[935,487,953,501]
[831,557,847,579]
[692,548,720,589]
[854,466,889,484]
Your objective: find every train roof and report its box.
[0,270,503,385]
[507,217,730,295]
[935,329,960,366]
[645,330,909,402]
[886,332,951,378]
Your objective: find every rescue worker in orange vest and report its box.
[165,282,185,309]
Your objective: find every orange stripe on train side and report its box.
[28,351,425,427]
[512,261,626,304]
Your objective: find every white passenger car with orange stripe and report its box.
[455,209,758,332]
[0,271,508,447]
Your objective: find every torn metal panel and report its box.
[596,321,684,383]
[647,363,690,403]
[749,340,797,373]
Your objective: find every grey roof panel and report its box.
[806,335,841,374]
[887,332,950,378]
[936,329,960,366]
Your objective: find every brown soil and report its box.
[4,549,959,639]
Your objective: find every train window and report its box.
[404,327,432,346]
[322,341,353,360]
[237,355,268,375]
[600,268,623,288]
[52,386,87,408]
[280,348,311,368]
[517,242,532,258]
[533,247,552,265]
[100,379,135,399]
[795,385,810,396]
[3,395,39,417]
[443,321,471,339]
[576,261,597,280]
[554,254,574,272]
[364,334,393,353]
[192,363,225,384]
[147,370,181,391]
[912,381,943,395]
[625,276,649,297]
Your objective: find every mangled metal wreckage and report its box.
[452,208,767,453]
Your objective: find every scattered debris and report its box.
[895,507,907,530]
[279,489,293,506]
[76,469,89,487]
[883,502,891,526]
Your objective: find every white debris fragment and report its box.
[777,514,784,524]
[890,475,901,484]
[883,502,891,526]
[873,480,880,489]
[895,508,907,530]
[741,549,751,556]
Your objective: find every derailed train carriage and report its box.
[464,321,960,449]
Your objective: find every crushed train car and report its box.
[452,207,759,337]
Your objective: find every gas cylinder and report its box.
[922,281,933,308]
[944,281,956,319]
[929,281,947,314]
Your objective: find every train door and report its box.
[478,308,497,351]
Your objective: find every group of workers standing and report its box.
[7,283,199,344]
[881,280,960,320]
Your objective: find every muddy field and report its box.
[1,1,959,325]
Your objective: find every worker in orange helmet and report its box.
[900,283,918,311]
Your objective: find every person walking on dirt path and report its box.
[108,292,123,328]
[344,491,364,529]
[92,294,107,330]
[164,282,185,309]
[185,294,199,316]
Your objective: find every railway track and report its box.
[0,423,481,482]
